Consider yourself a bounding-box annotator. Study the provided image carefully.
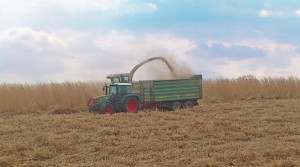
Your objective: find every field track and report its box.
[1,99,299,166]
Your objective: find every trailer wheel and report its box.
[170,101,181,111]
[183,101,194,109]
[100,103,115,115]
[124,97,140,113]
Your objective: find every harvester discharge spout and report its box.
[128,57,174,83]
[106,57,174,83]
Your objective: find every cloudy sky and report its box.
[1,0,300,83]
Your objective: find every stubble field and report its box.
[0,77,300,166]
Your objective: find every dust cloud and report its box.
[133,55,194,81]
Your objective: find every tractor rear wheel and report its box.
[170,101,181,111]
[100,103,115,115]
[183,101,194,109]
[123,97,140,113]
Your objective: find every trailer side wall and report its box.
[139,75,202,103]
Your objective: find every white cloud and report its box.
[206,39,297,54]
[0,28,67,50]
[0,28,196,83]
[55,0,144,15]
[239,40,297,54]
[203,39,300,78]
[1,27,300,82]
[260,10,270,17]
[288,56,300,72]
[264,2,271,8]
[92,30,196,80]
[0,0,128,13]
[206,40,232,48]
[0,0,156,28]
[94,30,196,60]
[259,10,288,17]
[296,10,300,16]
[148,3,157,10]
[213,58,262,77]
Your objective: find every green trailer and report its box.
[87,57,203,114]
[138,75,202,110]
[87,75,202,114]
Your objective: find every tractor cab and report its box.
[106,73,131,84]
[104,83,133,108]
[104,83,132,96]
[103,73,133,96]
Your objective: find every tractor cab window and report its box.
[118,86,126,95]
[125,85,131,94]
[113,78,120,83]
[117,85,132,95]
[123,77,129,82]
[109,85,117,95]
[110,85,132,95]
[111,76,129,83]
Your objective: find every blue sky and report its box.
[1,0,300,82]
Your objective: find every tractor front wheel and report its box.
[100,103,115,115]
[123,97,140,113]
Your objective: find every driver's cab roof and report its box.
[110,83,132,86]
[106,73,130,79]
[106,73,131,84]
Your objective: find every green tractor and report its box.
[87,57,202,114]
[87,57,171,114]
[87,74,140,114]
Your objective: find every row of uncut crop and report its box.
[0,77,300,111]
[203,77,300,100]
[0,82,105,111]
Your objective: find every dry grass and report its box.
[0,82,105,111]
[1,77,300,111]
[203,77,300,101]
[1,77,300,166]
[0,99,299,166]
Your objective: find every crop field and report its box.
[0,78,300,166]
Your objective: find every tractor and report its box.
[87,82,140,114]
[87,57,202,114]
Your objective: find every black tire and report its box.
[100,103,115,115]
[183,101,194,109]
[88,107,93,113]
[170,101,181,111]
[123,97,140,113]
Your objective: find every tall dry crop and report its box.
[0,77,300,111]
[0,82,105,111]
[203,76,300,100]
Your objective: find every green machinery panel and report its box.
[139,75,202,102]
